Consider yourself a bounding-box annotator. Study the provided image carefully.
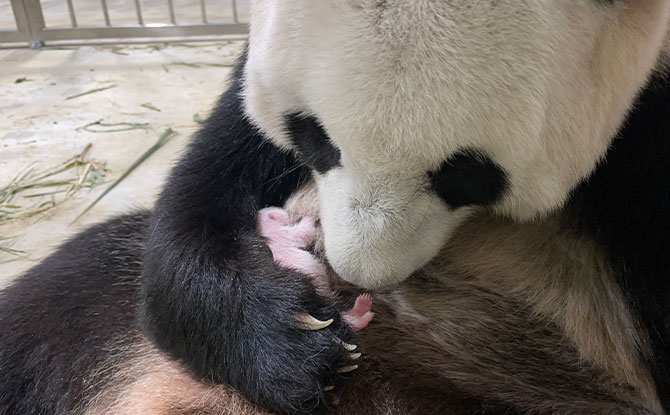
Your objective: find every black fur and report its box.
[140,52,357,413]
[0,214,644,415]
[286,114,341,174]
[572,72,670,410]
[0,213,149,414]
[429,149,508,208]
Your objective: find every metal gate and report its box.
[0,0,247,48]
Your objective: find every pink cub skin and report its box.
[257,207,374,331]
[342,293,374,332]
[257,207,327,278]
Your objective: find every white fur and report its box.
[317,168,472,287]
[244,0,670,288]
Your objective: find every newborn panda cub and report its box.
[257,207,375,333]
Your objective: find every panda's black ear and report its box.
[429,149,508,209]
[285,114,342,174]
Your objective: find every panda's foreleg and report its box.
[139,55,360,414]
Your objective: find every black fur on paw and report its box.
[141,234,360,414]
[226,238,359,413]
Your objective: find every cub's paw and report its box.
[343,294,375,332]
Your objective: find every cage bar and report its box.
[134,0,144,26]
[199,0,207,24]
[2,0,248,48]
[65,0,78,27]
[100,0,111,26]
[167,0,176,24]
[231,0,238,23]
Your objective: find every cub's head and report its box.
[244,0,670,288]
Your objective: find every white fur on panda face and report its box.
[244,0,670,289]
[317,168,474,288]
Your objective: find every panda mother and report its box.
[3,1,670,414]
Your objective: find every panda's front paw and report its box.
[189,208,368,413]
[143,229,361,414]
[235,264,361,413]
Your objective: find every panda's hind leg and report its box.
[83,340,270,415]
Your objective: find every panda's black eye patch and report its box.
[285,114,341,174]
[429,149,508,209]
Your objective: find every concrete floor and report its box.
[0,40,245,286]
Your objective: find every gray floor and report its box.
[0,40,245,286]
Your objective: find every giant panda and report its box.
[0,183,663,414]
[1,0,670,414]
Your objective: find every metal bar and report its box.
[0,30,26,43]
[100,0,111,26]
[134,0,144,26]
[4,35,248,48]
[231,0,238,23]
[66,0,78,27]
[167,0,176,24]
[9,0,31,34]
[39,23,248,41]
[199,0,207,24]
[10,0,45,48]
